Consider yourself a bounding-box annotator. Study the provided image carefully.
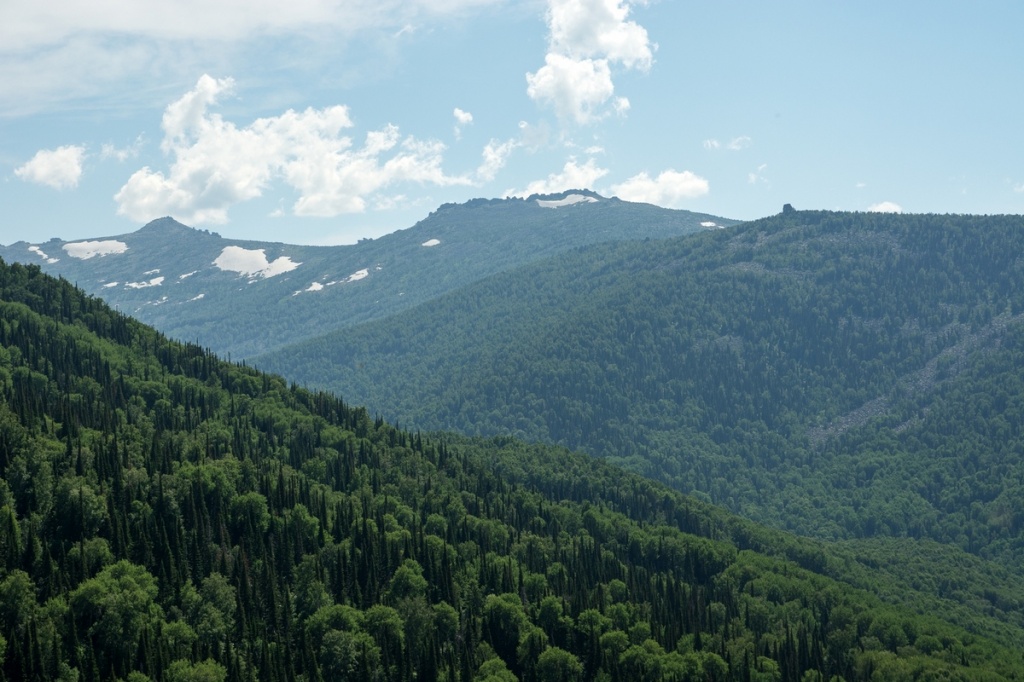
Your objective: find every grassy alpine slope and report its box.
[2,257,1023,679]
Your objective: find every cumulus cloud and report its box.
[547,0,652,68]
[610,169,709,207]
[510,157,609,196]
[15,145,86,189]
[527,0,653,125]
[114,74,470,225]
[526,53,615,125]
[867,201,903,213]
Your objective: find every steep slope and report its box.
[253,210,1024,565]
[0,193,734,359]
[2,259,1022,680]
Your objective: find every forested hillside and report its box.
[0,193,733,359]
[2,258,1022,680]
[254,210,1024,567]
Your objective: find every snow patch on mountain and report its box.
[64,240,128,259]
[179,271,197,279]
[213,246,300,278]
[701,221,720,228]
[126,276,165,289]
[347,269,369,282]
[536,194,598,209]
[189,293,205,301]
[422,239,441,247]
[103,282,119,288]
[28,246,59,263]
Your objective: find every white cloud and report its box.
[100,136,144,162]
[867,201,903,213]
[213,246,300,278]
[526,53,615,125]
[1013,182,1024,194]
[477,138,519,182]
[547,0,652,69]
[610,169,709,207]
[14,145,86,189]
[115,74,470,225]
[726,136,751,151]
[0,1,506,115]
[453,107,473,139]
[2,0,505,51]
[527,0,652,125]
[748,163,768,185]
[704,136,750,151]
[511,157,609,196]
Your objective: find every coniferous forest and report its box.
[255,211,1024,568]
[3,254,1024,679]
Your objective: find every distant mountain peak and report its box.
[136,217,220,239]
[527,188,605,203]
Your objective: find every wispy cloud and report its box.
[477,138,519,182]
[0,0,507,115]
[15,144,86,189]
[101,135,145,162]
[705,136,751,151]
[748,163,768,185]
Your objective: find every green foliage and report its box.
[0,256,1021,680]
[253,211,1024,613]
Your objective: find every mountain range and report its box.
[2,245,1023,680]
[5,198,1024,677]
[1,191,734,359]
[252,209,1024,568]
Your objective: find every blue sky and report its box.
[2,1,1022,246]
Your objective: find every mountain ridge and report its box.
[1,249,1022,679]
[253,209,1024,566]
[0,193,736,358]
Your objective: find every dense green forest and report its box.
[254,211,1024,568]
[2,259,1023,680]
